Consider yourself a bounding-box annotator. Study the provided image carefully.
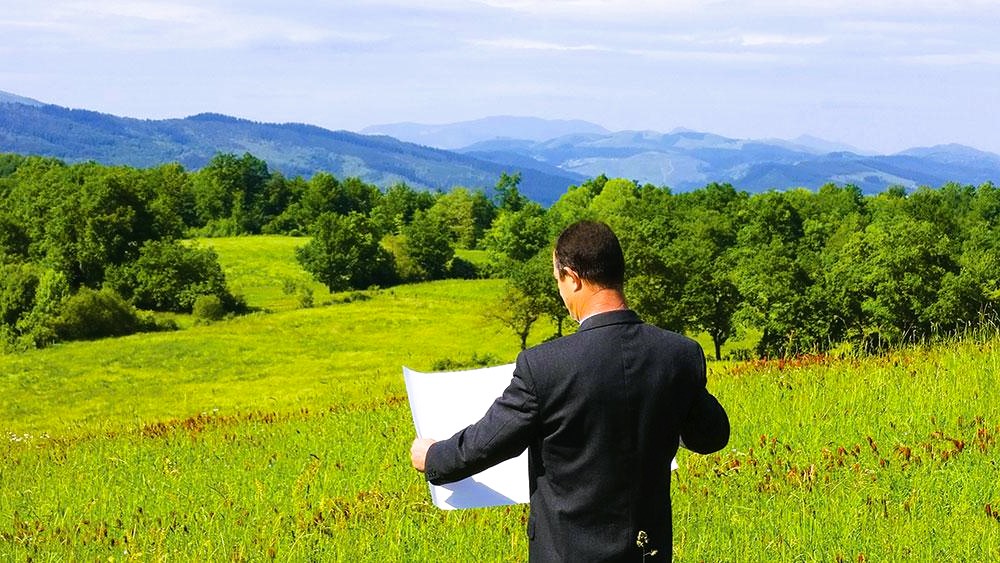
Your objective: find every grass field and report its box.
[2,236,998,560]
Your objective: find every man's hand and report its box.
[410,437,436,472]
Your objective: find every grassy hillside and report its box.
[197,235,334,312]
[1,236,998,560]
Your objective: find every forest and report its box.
[1,151,998,358]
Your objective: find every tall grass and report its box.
[2,236,998,560]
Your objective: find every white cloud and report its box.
[893,51,1000,65]
[739,34,830,47]
[468,38,606,52]
[2,1,391,51]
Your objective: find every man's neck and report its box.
[575,287,628,324]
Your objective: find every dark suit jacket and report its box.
[424,309,729,562]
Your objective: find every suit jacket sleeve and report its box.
[424,360,538,485]
[679,350,730,454]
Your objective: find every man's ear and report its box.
[563,267,583,291]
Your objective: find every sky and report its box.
[2,0,1000,154]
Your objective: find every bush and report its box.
[0,263,38,327]
[448,256,479,280]
[192,294,225,323]
[53,288,140,341]
[431,352,501,371]
[106,240,237,313]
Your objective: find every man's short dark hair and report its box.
[554,220,625,290]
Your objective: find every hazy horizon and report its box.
[3,1,999,154]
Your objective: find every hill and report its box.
[361,115,610,149]
[3,90,999,200]
[459,130,1000,194]
[0,95,583,204]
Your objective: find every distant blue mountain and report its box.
[361,116,610,149]
[0,94,583,204]
[0,90,43,106]
[457,130,1000,194]
[2,90,998,201]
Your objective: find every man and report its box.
[411,220,729,561]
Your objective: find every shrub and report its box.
[106,240,236,313]
[297,287,314,309]
[0,263,38,327]
[53,288,140,341]
[192,294,225,323]
[448,256,479,280]
[431,352,502,371]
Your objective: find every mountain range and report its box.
[3,90,999,204]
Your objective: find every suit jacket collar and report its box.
[578,309,642,332]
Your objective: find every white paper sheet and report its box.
[403,363,529,510]
[403,363,678,510]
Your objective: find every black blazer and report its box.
[425,309,729,562]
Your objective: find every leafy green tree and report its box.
[611,185,687,333]
[426,188,496,249]
[370,182,436,236]
[672,192,743,360]
[509,250,568,337]
[483,202,549,268]
[494,171,528,212]
[0,214,29,262]
[731,191,817,356]
[191,152,271,234]
[141,163,196,239]
[0,263,38,328]
[488,285,542,350]
[589,178,639,234]
[402,209,455,281]
[295,173,380,226]
[13,267,69,348]
[15,163,159,288]
[296,212,396,292]
[261,175,309,234]
[546,184,598,238]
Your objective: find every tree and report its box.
[494,172,528,212]
[141,163,196,239]
[730,191,817,357]
[673,206,741,360]
[402,209,455,281]
[0,263,38,328]
[488,285,542,350]
[296,212,396,292]
[21,164,161,288]
[425,188,497,249]
[589,178,639,234]
[509,250,568,338]
[546,184,598,238]
[191,152,271,234]
[370,182,436,236]
[483,202,549,269]
[614,185,687,333]
[0,213,29,261]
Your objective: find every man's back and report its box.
[518,309,727,561]
[425,310,729,561]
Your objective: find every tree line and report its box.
[517,176,1000,358]
[2,151,998,357]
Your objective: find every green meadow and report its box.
[2,236,998,561]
